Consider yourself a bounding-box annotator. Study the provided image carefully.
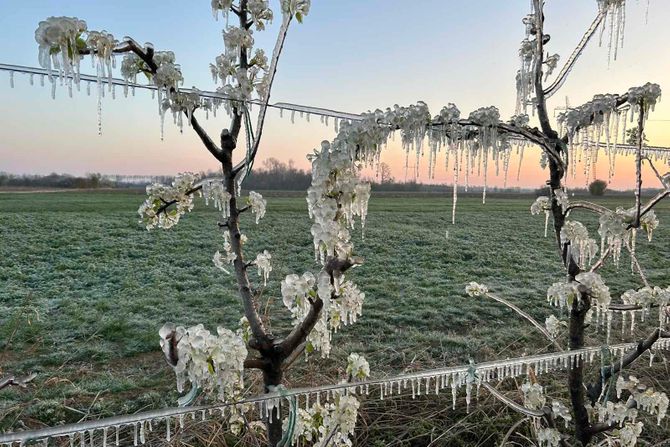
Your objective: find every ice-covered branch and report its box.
[587,328,670,404]
[480,290,564,351]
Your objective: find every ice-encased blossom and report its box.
[553,188,569,212]
[545,315,563,339]
[575,272,611,309]
[254,250,272,285]
[248,191,267,224]
[531,196,551,215]
[138,172,198,230]
[635,388,669,425]
[248,0,274,30]
[558,93,619,138]
[287,388,359,447]
[618,422,643,447]
[552,400,572,428]
[35,16,87,77]
[597,401,638,427]
[537,427,561,447]
[560,220,598,268]
[201,179,232,219]
[465,282,489,297]
[159,323,247,402]
[627,82,662,113]
[521,381,546,409]
[282,0,311,17]
[346,353,370,381]
[616,375,640,399]
[640,210,659,242]
[213,232,237,274]
[547,281,580,308]
[223,27,254,53]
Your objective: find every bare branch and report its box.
[624,237,650,288]
[189,111,224,161]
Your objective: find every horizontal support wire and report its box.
[2,339,669,444]
[0,63,362,122]
[3,63,670,155]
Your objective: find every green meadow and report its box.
[1,190,668,444]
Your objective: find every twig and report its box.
[484,292,563,352]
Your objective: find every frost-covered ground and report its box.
[1,191,668,443]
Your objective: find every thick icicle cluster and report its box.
[35,16,88,79]
[597,0,626,63]
[159,323,248,401]
[598,207,659,266]
[560,220,598,268]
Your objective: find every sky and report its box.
[0,0,669,189]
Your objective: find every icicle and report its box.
[9,71,14,88]
[115,426,120,446]
[97,83,103,136]
[102,427,108,447]
[51,79,56,99]
[291,110,295,124]
[133,424,138,447]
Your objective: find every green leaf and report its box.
[295,11,303,23]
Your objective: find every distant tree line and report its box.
[2,163,652,195]
[0,172,110,189]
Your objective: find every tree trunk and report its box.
[263,362,284,446]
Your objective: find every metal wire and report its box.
[0,62,363,122]
[1,339,668,444]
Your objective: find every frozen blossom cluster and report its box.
[138,172,199,230]
[560,220,598,268]
[280,272,365,358]
[588,375,669,445]
[598,207,659,266]
[159,323,248,401]
[35,16,88,78]
[287,353,368,447]
[520,381,571,446]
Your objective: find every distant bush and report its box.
[588,179,608,196]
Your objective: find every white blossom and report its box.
[537,427,561,447]
[575,272,611,310]
[547,281,580,309]
[465,282,489,297]
[521,381,546,409]
[248,191,267,224]
[531,196,551,215]
[254,250,272,286]
[552,400,572,428]
[138,172,198,230]
[560,220,598,268]
[159,323,247,402]
[346,353,370,381]
[35,16,87,77]
[545,315,564,339]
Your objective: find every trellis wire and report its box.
[0,63,362,123]
[2,338,669,446]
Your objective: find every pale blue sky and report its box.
[0,0,668,188]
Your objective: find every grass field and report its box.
[1,190,669,444]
